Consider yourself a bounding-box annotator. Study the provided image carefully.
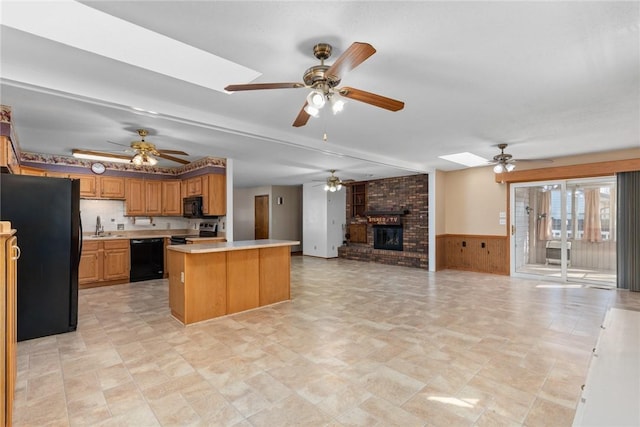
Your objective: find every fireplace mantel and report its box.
[364,210,410,216]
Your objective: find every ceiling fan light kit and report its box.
[324,169,344,192]
[224,42,404,128]
[71,128,190,167]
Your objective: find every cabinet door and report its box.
[20,166,47,176]
[162,180,182,216]
[5,236,18,427]
[145,181,162,215]
[79,241,102,284]
[203,174,226,216]
[125,179,146,215]
[186,177,202,196]
[70,174,99,198]
[100,176,125,199]
[103,241,130,280]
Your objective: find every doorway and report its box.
[511,177,616,286]
[254,195,269,239]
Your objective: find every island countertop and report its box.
[167,239,299,254]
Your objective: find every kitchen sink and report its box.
[87,234,126,238]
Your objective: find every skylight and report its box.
[438,152,489,167]
[1,0,261,93]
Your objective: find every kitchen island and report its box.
[167,239,299,325]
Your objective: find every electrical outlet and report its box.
[180,272,184,283]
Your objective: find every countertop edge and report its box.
[167,239,300,253]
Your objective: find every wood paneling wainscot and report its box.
[441,234,509,275]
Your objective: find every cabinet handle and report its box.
[12,245,21,260]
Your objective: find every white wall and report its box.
[327,188,346,256]
[302,183,346,258]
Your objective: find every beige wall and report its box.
[440,148,639,237]
[443,166,507,236]
[435,170,447,235]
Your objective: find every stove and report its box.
[170,222,217,244]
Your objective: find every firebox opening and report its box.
[373,225,403,251]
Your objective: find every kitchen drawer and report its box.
[82,241,100,251]
[103,240,129,250]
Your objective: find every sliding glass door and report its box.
[511,177,616,286]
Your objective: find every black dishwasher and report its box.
[130,238,164,282]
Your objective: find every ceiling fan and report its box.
[72,129,190,166]
[225,42,405,127]
[490,143,552,173]
[323,170,353,192]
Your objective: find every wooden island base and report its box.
[167,240,298,325]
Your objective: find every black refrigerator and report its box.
[0,173,80,341]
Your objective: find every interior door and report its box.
[254,195,269,239]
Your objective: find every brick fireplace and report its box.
[338,174,428,269]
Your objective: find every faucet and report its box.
[95,216,104,236]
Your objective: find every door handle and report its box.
[12,245,21,260]
[511,225,516,235]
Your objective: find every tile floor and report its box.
[12,256,640,426]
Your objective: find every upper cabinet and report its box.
[185,176,203,196]
[125,178,184,217]
[99,176,125,199]
[202,174,226,216]
[181,174,226,216]
[145,181,162,216]
[162,181,182,216]
[125,178,146,216]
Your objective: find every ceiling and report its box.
[1,1,638,187]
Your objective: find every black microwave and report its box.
[183,196,205,218]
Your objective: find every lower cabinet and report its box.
[1,224,18,427]
[79,239,130,288]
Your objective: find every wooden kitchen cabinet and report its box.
[78,240,101,284]
[79,239,130,288]
[69,173,99,198]
[126,178,182,216]
[185,176,203,196]
[202,174,226,216]
[1,223,18,427]
[125,178,146,215]
[103,240,130,280]
[99,176,125,199]
[162,180,182,216]
[145,181,162,216]
[20,166,47,176]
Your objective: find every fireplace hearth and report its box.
[373,225,403,251]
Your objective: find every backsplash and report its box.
[80,199,196,233]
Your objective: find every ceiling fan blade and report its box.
[513,158,553,163]
[158,149,189,156]
[325,42,376,81]
[338,87,405,111]
[225,82,305,92]
[106,140,129,148]
[292,101,311,127]
[157,152,190,165]
[72,149,131,161]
